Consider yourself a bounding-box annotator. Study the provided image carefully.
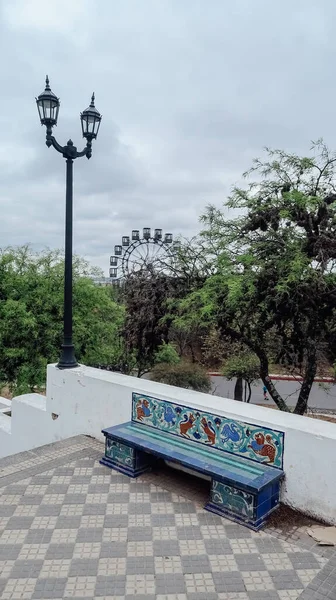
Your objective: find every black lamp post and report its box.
[36,76,102,369]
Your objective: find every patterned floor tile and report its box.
[0,436,334,600]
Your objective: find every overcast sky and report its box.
[0,0,335,274]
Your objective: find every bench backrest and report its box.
[132,392,284,469]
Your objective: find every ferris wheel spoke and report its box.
[114,232,174,277]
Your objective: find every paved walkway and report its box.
[0,436,335,599]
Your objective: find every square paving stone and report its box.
[2,485,28,495]
[0,506,16,517]
[33,476,53,485]
[150,491,173,502]
[204,538,233,555]
[32,576,67,599]
[88,483,110,493]
[0,544,22,559]
[127,526,153,541]
[173,502,197,514]
[235,553,267,571]
[55,516,82,529]
[107,492,130,504]
[287,551,320,569]
[155,573,186,594]
[76,527,103,542]
[128,502,152,514]
[36,505,62,516]
[181,554,211,573]
[212,570,246,593]
[25,529,53,544]
[254,537,285,554]
[68,558,99,576]
[126,556,155,574]
[104,514,128,528]
[177,526,204,540]
[95,574,126,596]
[224,524,252,539]
[63,493,87,505]
[151,513,176,527]
[153,540,180,556]
[5,516,34,530]
[270,569,305,590]
[45,484,70,494]
[19,495,43,505]
[82,503,106,515]
[45,543,75,560]
[187,594,219,600]
[10,559,44,579]
[197,513,226,526]
[99,541,127,558]
[248,592,282,599]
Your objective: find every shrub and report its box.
[150,361,211,392]
[154,342,180,365]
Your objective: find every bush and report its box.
[154,342,180,365]
[150,361,212,392]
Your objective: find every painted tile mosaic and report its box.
[105,438,134,468]
[132,393,284,468]
[211,481,254,520]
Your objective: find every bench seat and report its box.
[101,420,284,530]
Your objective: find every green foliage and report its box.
[154,342,180,365]
[169,141,336,414]
[0,246,125,394]
[122,273,174,377]
[150,361,212,393]
[222,352,260,384]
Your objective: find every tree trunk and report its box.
[258,353,291,412]
[246,381,252,403]
[294,348,317,415]
[234,377,243,401]
[223,326,291,411]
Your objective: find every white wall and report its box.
[0,364,335,526]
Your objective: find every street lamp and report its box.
[36,76,102,369]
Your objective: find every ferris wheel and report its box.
[109,228,174,281]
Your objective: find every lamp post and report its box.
[36,76,102,369]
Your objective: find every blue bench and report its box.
[101,393,285,530]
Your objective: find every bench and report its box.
[101,393,285,530]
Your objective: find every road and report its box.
[210,377,336,411]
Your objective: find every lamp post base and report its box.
[57,344,78,369]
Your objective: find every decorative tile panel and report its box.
[105,438,134,469]
[132,393,284,468]
[210,480,254,519]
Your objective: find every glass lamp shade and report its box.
[80,93,102,140]
[36,76,60,126]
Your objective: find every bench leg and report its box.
[205,479,260,530]
[100,437,153,478]
[205,479,280,531]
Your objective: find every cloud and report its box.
[0,0,336,274]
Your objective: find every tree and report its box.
[222,351,260,402]
[171,141,336,414]
[122,237,213,377]
[122,273,174,377]
[150,361,212,392]
[0,246,124,394]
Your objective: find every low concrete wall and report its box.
[0,364,335,525]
